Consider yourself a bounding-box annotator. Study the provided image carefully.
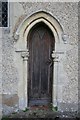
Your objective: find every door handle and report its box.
[46,59,53,65]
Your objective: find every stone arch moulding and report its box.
[14,11,66,110]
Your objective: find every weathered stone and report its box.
[0,2,78,117]
[2,94,19,107]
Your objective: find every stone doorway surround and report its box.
[13,11,66,110]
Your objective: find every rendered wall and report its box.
[1,2,78,116]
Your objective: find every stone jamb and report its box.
[14,11,65,110]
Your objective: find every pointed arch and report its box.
[14,11,64,44]
[14,11,66,110]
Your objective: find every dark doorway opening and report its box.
[27,22,55,107]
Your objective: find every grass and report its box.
[23,107,29,112]
[1,116,9,120]
[49,103,58,112]
[1,106,58,119]
[52,106,58,112]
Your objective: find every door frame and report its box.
[27,22,55,106]
[14,11,65,110]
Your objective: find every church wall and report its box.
[1,2,78,116]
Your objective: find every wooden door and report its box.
[27,22,55,106]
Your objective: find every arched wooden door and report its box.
[27,22,55,106]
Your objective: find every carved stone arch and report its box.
[14,11,66,110]
[14,11,64,44]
